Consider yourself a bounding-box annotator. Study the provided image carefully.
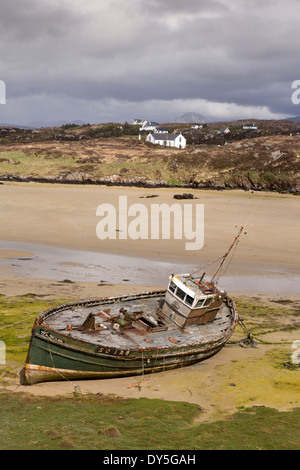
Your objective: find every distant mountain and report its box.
[0,122,34,129]
[170,112,207,124]
[283,116,300,122]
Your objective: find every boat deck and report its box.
[40,294,234,350]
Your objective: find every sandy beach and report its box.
[0,181,299,273]
[0,182,299,420]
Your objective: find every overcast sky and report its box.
[0,0,299,126]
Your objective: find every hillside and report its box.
[0,120,299,193]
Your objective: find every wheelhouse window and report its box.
[169,282,195,307]
[195,297,212,308]
[169,281,176,293]
[176,287,185,300]
[185,294,194,306]
[203,297,212,307]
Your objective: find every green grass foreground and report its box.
[0,391,299,450]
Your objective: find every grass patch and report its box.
[0,151,78,177]
[0,150,178,182]
[0,391,298,450]
[235,297,300,339]
[0,297,69,365]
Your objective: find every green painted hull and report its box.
[21,292,238,385]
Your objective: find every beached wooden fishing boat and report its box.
[20,229,244,385]
[21,283,238,385]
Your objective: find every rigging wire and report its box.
[189,255,224,277]
[0,314,38,330]
[189,192,266,283]
[210,225,245,284]
[215,237,240,286]
[243,193,266,232]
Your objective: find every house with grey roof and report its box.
[140,122,160,131]
[146,132,186,149]
[132,119,148,126]
[219,127,230,134]
[155,126,169,133]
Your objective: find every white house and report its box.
[219,127,230,134]
[140,121,160,132]
[146,133,186,149]
[133,119,148,126]
[243,123,258,130]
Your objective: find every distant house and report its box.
[191,124,203,129]
[140,122,160,132]
[243,123,258,130]
[155,127,169,133]
[219,127,230,134]
[133,119,148,126]
[146,133,187,149]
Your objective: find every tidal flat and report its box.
[0,295,299,435]
[0,183,299,449]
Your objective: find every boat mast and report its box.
[210,226,244,284]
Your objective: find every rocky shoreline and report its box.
[0,171,299,194]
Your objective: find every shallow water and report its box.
[0,240,299,295]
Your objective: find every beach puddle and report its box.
[0,240,299,295]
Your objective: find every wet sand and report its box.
[1,239,299,296]
[0,276,161,299]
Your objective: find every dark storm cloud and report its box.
[0,0,299,124]
[140,0,228,14]
[0,0,81,42]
